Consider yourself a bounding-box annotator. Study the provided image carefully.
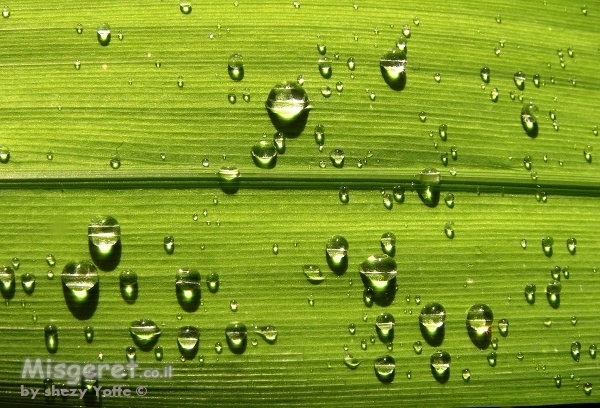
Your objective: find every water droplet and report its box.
[487,351,497,367]
[542,236,554,257]
[75,22,83,34]
[571,341,581,362]
[179,2,192,14]
[230,299,238,312]
[494,46,501,56]
[418,168,441,207]
[460,368,471,382]
[119,270,138,304]
[546,280,561,308]
[402,24,411,38]
[61,261,99,319]
[0,266,14,299]
[345,323,356,336]
[227,53,244,81]
[19,272,35,295]
[124,346,137,362]
[87,215,121,268]
[434,73,441,83]
[217,166,240,194]
[380,50,407,91]
[480,67,491,83]
[313,124,325,147]
[302,265,324,284]
[466,304,493,349]
[382,193,393,210]
[513,71,526,90]
[97,23,111,46]
[344,353,361,369]
[110,155,121,169]
[317,57,332,79]
[570,315,577,325]
[46,270,54,280]
[338,186,350,204]
[0,145,10,164]
[584,383,593,396]
[490,88,499,102]
[227,89,237,104]
[205,272,220,293]
[430,350,451,383]
[265,82,311,136]
[498,318,509,337]
[443,193,455,209]
[129,319,161,351]
[375,313,395,342]
[438,124,448,141]
[416,112,427,123]
[551,265,561,280]
[544,318,552,328]
[81,325,94,343]
[444,221,455,239]
[554,375,562,388]
[251,140,277,169]
[495,15,501,23]
[74,59,81,70]
[374,355,396,383]
[359,254,397,306]
[326,149,345,168]
[581,5,587,15]
[516,351,524,361]
[491,337,499,350]
[589,344,597,359]
[177,326,200,358]
[420,303,446,346]
[176,268,201,312]
[334,81,344,93]
[380,233,396,256]
[390,185,404,203]
[293,1,300,9]
[325,235,349,274]
[307,295,315,307]
[44,325,59,353]
[164,236,175,254]
[225,323,248,354]
[566,238,577,255]
[153,346,163,361]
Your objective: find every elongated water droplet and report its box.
[498,318,509,337]
[374,355,395,383]
[554,375,562,388]
[314,124,325,147]
[251,140,277,169]
[338,186,349,204]
[359,254,397,306]
[430,350,451,383]
[206,272,220,293]
[542,236,553,257]
[335,81,344,93]
[125,346,136,362]
[88,216,121,269]
[521,101,539,137]
[380,233,396,256]
[61,261,99,319]
[177,326,200,359]
[571,341,581,362]
[566,238,577,255]
[154,346,163,361]
[254,325,277,344]
[97,23,111,46]
[375,313,395,343]
[524,284,537,306]
[418,168,441,207]
[303,265,324,284]
[584,145,593,163]
[438,124,448,141]
[487,351,497,367]
[589,344,597,359]
[46,254,56,267]
[462,368,471,382]
[413,340,423,355]
[265,82,311,136]
[444,221,455,239]
[420,303,446,346]
[382,194,393,210]
[325,235,349,274]
[318,57,332,79]
[490,87,499,102]
[176,267,201,312]
[550,265,561,280]
[546,280,561,308]
[44,325,59,353]
[272,132,286,155]
[584,383,592,396]
[228,53,244,81]
[119,270,138,304]
[347,57,356,71]
[443,193,455,209]
[513,71,526,90]
[466,304,493,349]
[480,67,490,83]
[218,166,240,194]
[164,236,175,254]
[82,325,94,343]
[230,299,238,312]
[418,111,427,122]
[380,50,407,91]
[21,273,36,295]
[225,322,247,354]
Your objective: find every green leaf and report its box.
[0,1,598,407]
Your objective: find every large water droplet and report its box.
[265,82,311,137]
[177,326,200,359]
[375,313,395,343]
[119,270,138,304]
[44,325,59,353]
[359,254,397,306]
[97,23,111,46]
[228,53,244,81]
[420,303,446,346]
[466,304,493,349]
[218,166,240,194]
[251,140,277,169]
[380,232,396,256]
[175,267,201,312]
[61,261,99,319]
[88,215,121,270]
[0,266,15,299]
[542,236,554,257]
[373,355,396,383]
[380,50,407,91]
[325,235,349,274]
[418,168,441,207]
[430,350,451,383]
[546,280,561,308]
[521,102,539,138]
[303,265,324,284]
[225,322,248,354]
[254,325,277,344]
[129,319,161,351]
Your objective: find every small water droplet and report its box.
[347,323,356,335]
[551,265,562,280]
[544,317,552,328]
[44,325,59,353]
[317,43,326,55]
[542,236,554,257]
[214,341,223,354]
[444,221,455,239]
[430,350,451,383]
[225,322,248,354]
[379,233,396,256]
[0,145,10,164]
[546,280,561,308]
[61,261,99,318]
[46,270,54,280]
[517,351,524,361]
[344,353,361,369]
[498,318,509,337]
[153,345,163,361]
[164,236,175,254]
[75,23,83,34]
[337,186,350,204]
[375,312,395,343]
[230,299,238,312]
[487,351,497,367]
[392,185,405,203]
[307,295,315,307]
[584,383,593,396]
[119,270,138,304]
[571,341,581,362]
[19,273,35,295]
[495,15,501,23]
[480,67,491,83]
[374,355,396,383]
[581,5,587,15]
[434,73,441,83]
[382,193,393,210]
[490,88,499,102]
[466,304,493,349]
[461,368,471,382]
[554,375,562,388]
[570,315,577,325]
[110,155,121,169]
[97,23,111,46]
[513,71,526,90]
[317,57,332,79]
[325,235,349,274]
[180,2,192,14]
[125,345,137,362]
[204,272,220,293]
[566,238,577,254]
[443,193,455,209]
[177,326,200,358]
[533,74,541,88]
[589,344,597,359]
